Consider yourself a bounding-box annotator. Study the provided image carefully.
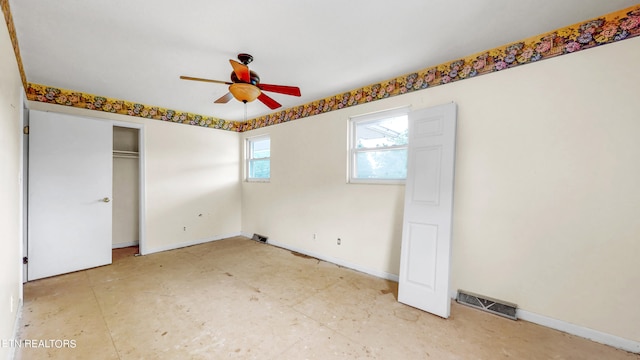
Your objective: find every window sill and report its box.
[348,179,405,185]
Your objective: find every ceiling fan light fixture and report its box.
[229,83,261,103]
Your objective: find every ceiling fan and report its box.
[180,53,301,110]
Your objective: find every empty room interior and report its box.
[1,1,640,359]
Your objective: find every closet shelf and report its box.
[113,150,139,159]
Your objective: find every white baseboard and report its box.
[143,232,242,255]
[112,241,139,249]
[516,309,640,354]
[259,235,399,282]
[10,299,23,360]
[449,290,639,354]
[244,233,640,354]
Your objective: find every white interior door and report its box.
[28,110,113,280]
[398,102,457,318]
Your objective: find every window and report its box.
[246,135,270,181]
[349,108,409,183]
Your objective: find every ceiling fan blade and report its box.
[214,92,234,104]
[258,83,301,97]
[257,93,282,110]
[180,76,231,85]
[229,59,251,83]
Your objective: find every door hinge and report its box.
[22,257,28,264]
[23,126,29,135]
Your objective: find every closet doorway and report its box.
[113,125,142,251]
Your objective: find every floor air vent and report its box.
[252,233,268,243]
[457,290,517,320]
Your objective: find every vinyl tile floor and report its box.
[15,236,639,359]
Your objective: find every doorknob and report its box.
[102,197,111,203]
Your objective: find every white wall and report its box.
[0,16,24,360]
[242,114,406,277]
[242,36,640,343]
[112,156,139,247]
[143,117,241,251]
[449,38,640,344]
[29,102,242,254]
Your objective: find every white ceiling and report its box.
[9,0,638,122]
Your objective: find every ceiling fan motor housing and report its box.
[231,71,260,85]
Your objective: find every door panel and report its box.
[28,110,112,280]
[399,103,457,318]
[406,222,438,289]
[411,147,442,204]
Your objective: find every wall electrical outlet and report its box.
[313,233,317,240]
[183,226,186,231]
[337,238,341,245]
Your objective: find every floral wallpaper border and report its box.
[20,4,640,133]
[26,83,241,131]
[1,0,28,90]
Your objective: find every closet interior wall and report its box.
[112,126,140,248]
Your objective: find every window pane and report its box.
[356,115,408,149]
[355,149,407,179]
[349,108,409,183]
[251,138,270,159]
[249,159,270,179]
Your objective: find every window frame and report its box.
[348,107,410,185]
[245,134,271,182]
